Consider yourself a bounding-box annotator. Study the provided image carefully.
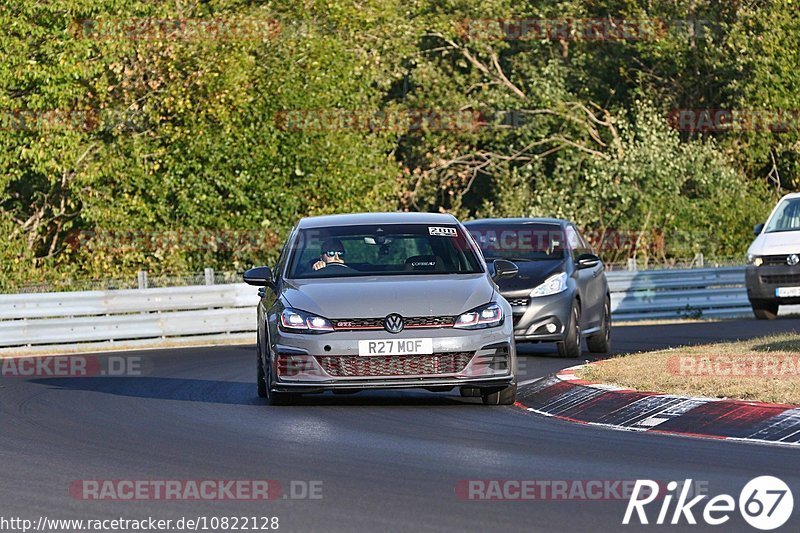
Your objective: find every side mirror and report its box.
[492,259,519,281]
[576,253,602,269]
[754,223,765,236]
[243,266,275,289]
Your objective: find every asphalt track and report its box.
[2,318,800,532]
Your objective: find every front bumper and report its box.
[501,290,573,342]
[269,325,516,393]
[746,264,800,304]
[274,375,514,394]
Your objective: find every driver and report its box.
[312,238,346,270]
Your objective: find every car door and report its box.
[259,228,292,353]
[571,225,605,329]
[566,225,590,329]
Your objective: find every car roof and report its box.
[464,217,570,227]
[297,212,460,229]
[780,192,800,201]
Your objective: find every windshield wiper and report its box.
[765,228,800,233]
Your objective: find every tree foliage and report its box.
[0,0,793,289]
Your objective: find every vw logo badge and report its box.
[384,313,404,334]
[788,254,800,266]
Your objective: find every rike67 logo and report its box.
[623,476,794,530]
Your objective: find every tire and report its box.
[557,300,581,358]
[586,297,611,354]
[260,341,298,406]
[481,383,517,405]
[751,300,779,320]
[257,349,268,398]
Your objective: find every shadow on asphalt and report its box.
[28,376,484,407]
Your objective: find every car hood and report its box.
[281,274,495,318]
[748,232,800,255]
[495,260,564,293]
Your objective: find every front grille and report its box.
[507,297,528,306]
[331,316,455,331]
[316,352,473,377]
[405,316,455,328]
[331,318,382,329]
[762,274,800,285]
[762,255,791,266]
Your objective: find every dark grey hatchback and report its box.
[464,218,611,357]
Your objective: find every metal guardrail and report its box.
[0,267,759,349]
[608,266,751,321]
[0,284,258,348]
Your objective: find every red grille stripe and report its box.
[316,352,472,377]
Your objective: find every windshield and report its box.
[287,224,484,278]
[765,198,800,233]
[466,223,565,261]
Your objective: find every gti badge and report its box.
[384,313,404,334]
[788,254,799,266]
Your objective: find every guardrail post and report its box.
[204,267,215,286]
[695,253,705,268]
[137,270,148,289]
[627,258,637,272]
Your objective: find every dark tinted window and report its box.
[466,223,565,261]
[567,224,593,259]
[274,226,294,278]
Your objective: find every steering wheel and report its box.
[324,262,352,270]
[309,262,353,276]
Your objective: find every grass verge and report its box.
[577,334,800,405]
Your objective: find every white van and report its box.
[746,192,800,319]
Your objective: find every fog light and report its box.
[546,323,557,333]
[462,344,511,377]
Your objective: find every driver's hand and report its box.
[312,260,326,270]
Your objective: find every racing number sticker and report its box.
[429,226,458,237]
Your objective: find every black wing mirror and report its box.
[243,266,275,290]
[576,253,602,269]
[754,223,765,236]
[491,259,519,281]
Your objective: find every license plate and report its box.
[776,287,800,297]
[358,338,433,356]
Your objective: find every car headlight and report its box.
[530,272,568,297]
[453,303,504,329]
[746,254,763,267]
[279,308,334,333]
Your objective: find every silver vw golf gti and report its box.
[243,212,519,405]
